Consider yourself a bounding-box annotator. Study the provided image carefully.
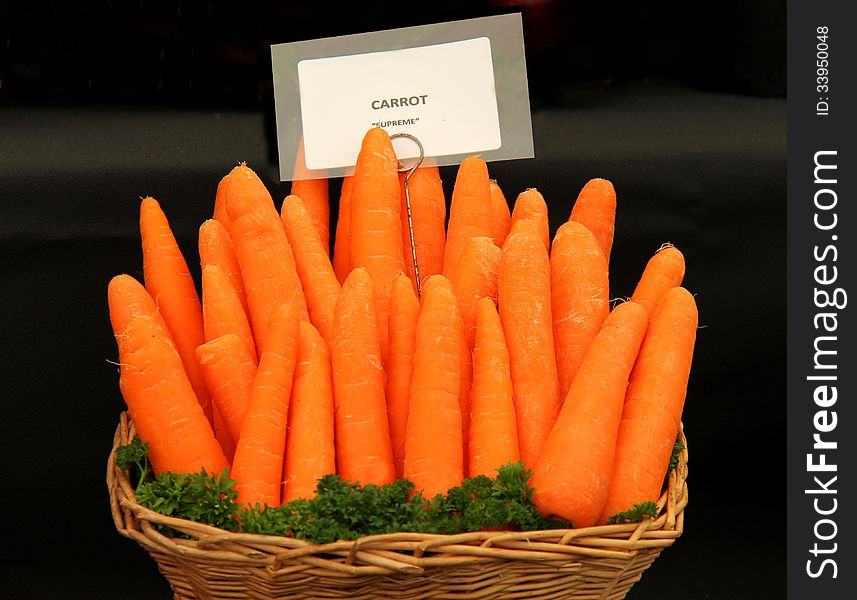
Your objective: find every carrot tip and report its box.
[582,178,615,192]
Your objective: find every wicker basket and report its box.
[108,412,688,600]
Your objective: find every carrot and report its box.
[332,175,353,284]
[139,197,212,423]
[290,180,330,252]
[290,140,331,254]
[201,265,258,364]
[450,236,501,349]
[331,267,396,485]
[599,288,697,523]
[226,165,308,348]
[223,163,282,228]
[108,274,228,476]
[511,188,550,252]
[531,301,649,528]
[468,297,519,478]
[404,275,465,497]
[212,173,232,232]
[569,178,616,263]
[200,262,256,458]
[199,218,249,315]
[443,156,493,278]
[385,273,420,478]
[550,221,610,398]
[283,321,336,502]
[489,179,512,248]
[280,194,341,345]
[195,333,257,445]
[630,244,686,314]
[440,247,477,472]
[348,128,404,365]
[230,304,300,508]
[399,163,447,292]
[197,219,245,458]
[498,230,561,467]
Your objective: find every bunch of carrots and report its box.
[108,126,697,530]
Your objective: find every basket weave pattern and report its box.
[108,412,688,600]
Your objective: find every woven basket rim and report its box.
[107,411,688,576]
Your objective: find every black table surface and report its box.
[0,80,785,599]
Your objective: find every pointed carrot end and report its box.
[342,265,373,290]
[140,196,160,210]
[581,178,616,196]
[459,155,489,174]
[420,273,453,297]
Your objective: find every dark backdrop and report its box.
[0,2,785,598]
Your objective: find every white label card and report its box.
[271,14,532,180]
[297,38,501,171]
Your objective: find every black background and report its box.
[0,2,785,598]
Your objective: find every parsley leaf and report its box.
[135,467,239,534]
[114,436,151,488]
[605,501,659,525]
[667,441,685,474]
[663,439,685,488]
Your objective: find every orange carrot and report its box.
[226,165,308,348]
[199,260,254,459]
[195,333,257,445]
[283,321,336,502]
[468,297,519,478]
[404,275,465,497]
[230,304,300,508]
[332,175,353,284]
[443,156,493,278]
[498,230,561,467]
[199,218,248,315]
[630,244,686,314]
[442,246,477,472]
[599,288,698,523]
[139,197,212,423]
[108,274,228,476]
[223,163,282,228]
[331,267,396,485]
[386,273,420,477]
[213,173,232,232]
[197,219,246,459]
[348,128,404,365]
[550,221,610,398]
[399,164,447,291]
[201,265,258,364]
[289,178,331,253]
[450,236,501,349]
[290,140,331,253]
[569,178,616,263]
[511,188,550,252]
[489,179,512,248]
[280,194,341,345]
[531,301,649,528]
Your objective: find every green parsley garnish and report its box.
[115,442,571,542]
[114,436,151,487]
[135,468,239,533]
[606,501,660,525]
[240,462,569,543]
